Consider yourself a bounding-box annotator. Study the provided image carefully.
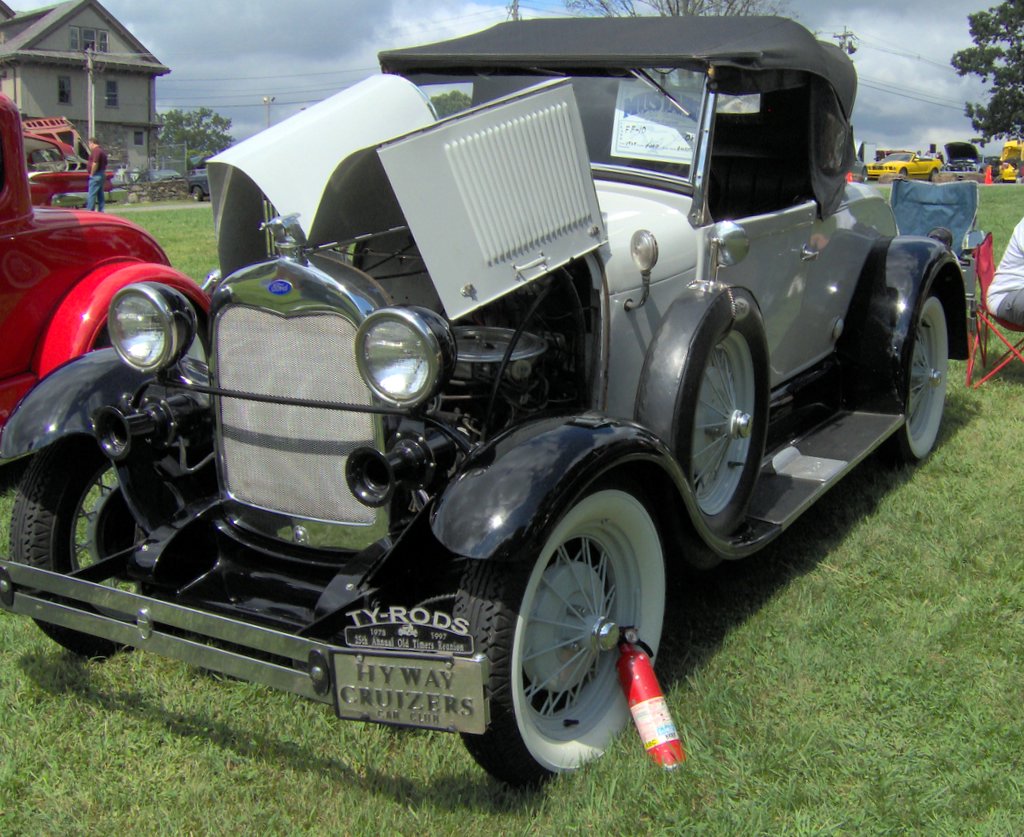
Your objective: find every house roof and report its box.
[0,0,169,75]
[0,2,15,21]
[380,16,856,117]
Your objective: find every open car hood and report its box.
[945,141,979,162]
[209,74,436,276]
[208,75,606,320]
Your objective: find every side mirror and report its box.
[711,220,750,269]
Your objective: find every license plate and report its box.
[330,651,489,735]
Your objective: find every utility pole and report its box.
[832,26,858,56]
[86,46,95,138]
[263,95,275,128]
[508,0,520,21]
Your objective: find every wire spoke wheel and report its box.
[673,291,768,539]
[895,294,948,462]
[692,330,755,517]
[9,438,139,657]
[456,488,665,786]
[72,463,131,571]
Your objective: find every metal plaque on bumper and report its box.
[331,651,489,734]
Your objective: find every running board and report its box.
[746,411,903,529]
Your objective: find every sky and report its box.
[9,0,996,155]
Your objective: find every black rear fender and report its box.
[838,236,966,410]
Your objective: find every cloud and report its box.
[117,1,514,137]
[6,0,996,148]
[787,0,990,149]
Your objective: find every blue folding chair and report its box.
[888,178,1003,386]
[889,178,979,258]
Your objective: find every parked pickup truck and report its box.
[0,91,209,432]
[187,167,209,201]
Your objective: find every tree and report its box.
[565,0,788,16]
[431,90,472,117]
[952,3,1024,141]
[158,107,234,158]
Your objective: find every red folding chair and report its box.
[966,232,1024,387]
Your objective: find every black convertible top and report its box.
[380,16,856,116]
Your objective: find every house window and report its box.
[58,76,71,105]
[70,26,108,52]
[134,130,145,146]
[105,80,118,108]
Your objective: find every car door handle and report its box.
[800,244,819,261]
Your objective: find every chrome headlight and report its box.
[108,283,197,373]
[356,307,455,408]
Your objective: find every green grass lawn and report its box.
[2,189,1024,834]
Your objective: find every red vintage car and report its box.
[23,130,116,206]
[0,92,208,430]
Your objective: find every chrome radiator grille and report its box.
[215,307,376,524]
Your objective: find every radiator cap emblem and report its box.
[268,279,292,295]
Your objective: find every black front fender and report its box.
[430,414,689,562]
[0,349,151,460]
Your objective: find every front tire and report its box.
[888,294,948,463]
[456,488,666,786]
[9,437,137,657]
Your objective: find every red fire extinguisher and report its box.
[617,630,685,769]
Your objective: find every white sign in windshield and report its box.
[611,81,696,166]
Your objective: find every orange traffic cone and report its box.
[985,165,993,185]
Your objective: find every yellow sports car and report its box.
[999,140,1022,182]
[866,151,943,180]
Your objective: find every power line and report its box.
[859,78,966,112]
[161,67,377,85]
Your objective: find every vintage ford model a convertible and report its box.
[0,17,966,786]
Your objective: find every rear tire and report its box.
[887,294,948,463]
[9,438,137,657]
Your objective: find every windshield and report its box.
[405,69,706,183]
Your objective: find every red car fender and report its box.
[34,261,210,377]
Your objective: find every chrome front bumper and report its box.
[0,559,488,735]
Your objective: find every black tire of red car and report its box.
[9,437,137,657]
[884,293,948,464]
[674,291,769,538]
[455,486,666,786]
